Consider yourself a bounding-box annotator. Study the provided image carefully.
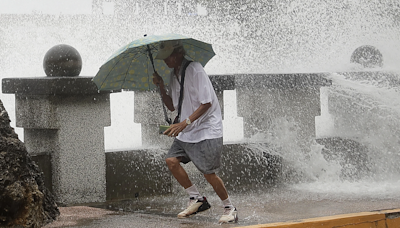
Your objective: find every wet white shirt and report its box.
[167,60,223,143]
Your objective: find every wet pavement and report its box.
[43,185,400,228]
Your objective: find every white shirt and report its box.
[167,60,223,143]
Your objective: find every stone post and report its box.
[2,77,111,205]
[236,73,331,151]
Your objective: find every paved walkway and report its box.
[43,186,400,228]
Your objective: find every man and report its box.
[152,40,238,224]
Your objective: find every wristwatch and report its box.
[186,117,191,125]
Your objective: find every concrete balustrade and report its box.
[2,73,331,203]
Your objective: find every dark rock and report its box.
[0,100,59,227]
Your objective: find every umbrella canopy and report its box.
[93,33,215,91]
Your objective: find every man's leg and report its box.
[204,173,238,223]
[165,157,192,188]
[166,157,211,218]
[203,173,228,200]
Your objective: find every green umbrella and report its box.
[93,33,215,91]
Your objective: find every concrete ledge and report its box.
[208,74,235,92]
[238,208,400,228]
[340,71,400,87]
[235,73,332,89]
[2,76,107,95]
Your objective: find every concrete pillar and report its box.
[236,73,331,151]
[2,77,111,204]
[326,71,400,141]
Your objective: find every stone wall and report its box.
[104,143,281,200]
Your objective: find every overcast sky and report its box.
[0,0,93,14]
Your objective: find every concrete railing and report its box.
[135,73,331,150]
[2,73,331,204]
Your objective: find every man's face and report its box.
[163,52,177,68]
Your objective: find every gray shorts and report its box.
[166,137,223,174]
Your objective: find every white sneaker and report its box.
[218,206,238,223]
[177,197,211,218]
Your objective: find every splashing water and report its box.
[261,71,400,198]
[1,0,400,201]
[327,72,400,177]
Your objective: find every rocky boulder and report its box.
[0,100,59,227]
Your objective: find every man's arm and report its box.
[164,102,211,137]
[153,72,174,111]
[187,103,211,124]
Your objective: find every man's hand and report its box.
[163,121,187,137]
[152,71,163,86]
[163,103,211,137]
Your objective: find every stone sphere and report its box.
[43,44,82,77]
[350,45,383,68]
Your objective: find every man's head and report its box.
[155,40,185,68]
[155,40,184,60]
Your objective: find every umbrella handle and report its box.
[146,44,156,73]
[143,34,156,72]
[158,85,172,125]
[144,35,169,124]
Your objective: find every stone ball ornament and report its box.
[350,45,383,68]
[43,44,82,77]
